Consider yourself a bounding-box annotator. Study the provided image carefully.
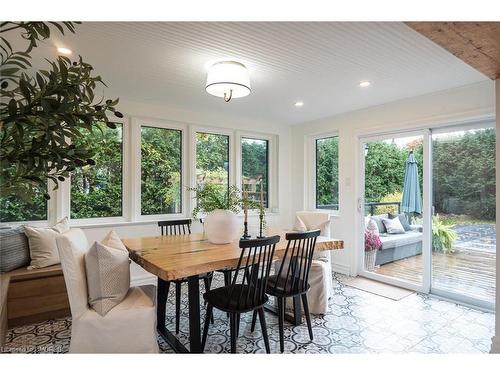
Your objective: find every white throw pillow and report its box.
[293,216,308,232]
[381,216,405,234]
[313,220,331,237]
[24,217,70,269]
[85,231,130,316]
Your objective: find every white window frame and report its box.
[67,116,131,226]
[235,131,278,212]
[131,118,188,221]
[306,131,340,214]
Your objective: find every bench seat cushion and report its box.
[379,231,423,250]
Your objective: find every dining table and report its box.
[122,228,344,353]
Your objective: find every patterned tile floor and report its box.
[1,273,495,354]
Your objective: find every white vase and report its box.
[204,209,241,244]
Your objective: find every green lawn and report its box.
[438,214,495,226]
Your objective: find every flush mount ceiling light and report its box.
[294,101,304,107]
[205,61,251,102]
[359,80,372,88]
[57,47,72,55]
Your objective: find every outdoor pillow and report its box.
[371,216,387,234]
[85,230,130,316]
[0,227,31,272]
[388,213,412,232]
[381,216,406,234]
[24,217,70,269]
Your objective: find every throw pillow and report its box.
[0,227,31,272]
[312,220,331,237]
[381,216,405,234]
[371,216,387,234]
[293,216,308,232]
[388,213,412,232]
[85,231,130,316]
[24,217,70,269]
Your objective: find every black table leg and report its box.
[187,275,202,353]
[156,277,189,353]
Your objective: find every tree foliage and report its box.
[70,123,122,219]
[316,137,339,208]
[141,127,182,215]
[432,128,496,220]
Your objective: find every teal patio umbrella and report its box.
[401,151,422,220]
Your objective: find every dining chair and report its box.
[158,219,214,334]
[201,235,280,354]
[251,230,320,353]
[293,211,333,314]
[56,228,158,353]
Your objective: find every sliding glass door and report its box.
[359,122,496,308]
[431,125,496,307]
[360,132,429,291]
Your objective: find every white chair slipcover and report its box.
[290,211,334,314]
[56,228,159,353]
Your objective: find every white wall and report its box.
[75,96,293,284]
[291,80,495,276]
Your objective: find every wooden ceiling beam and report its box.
[405,22,500,80]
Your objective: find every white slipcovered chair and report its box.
[290,211,334,314]
[56,228,159,353]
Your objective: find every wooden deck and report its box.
[372,249,496,303]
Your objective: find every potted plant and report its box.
[432,215,458,253]
[189,184,263,244]
[364,228,382,271]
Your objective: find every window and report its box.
[195,132,229,192]
[70,122,123,219]
[141,126,182,215]
[0,187,47,222]
[315,136,339,210]
[241,137,269,208]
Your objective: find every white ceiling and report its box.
[28,22,487,126]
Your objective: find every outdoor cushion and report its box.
[389,213,412,231]
[382,216,405,234]
[0,227,30,273]
[370,215,387,233]
[379,231,423,250]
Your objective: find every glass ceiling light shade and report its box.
[205,61,251,102]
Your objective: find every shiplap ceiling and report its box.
[27,22,488,126]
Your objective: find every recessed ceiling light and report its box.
[359,80,371,88]
[294,101,304,107]
[57,47,72,55]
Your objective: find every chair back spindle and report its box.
[158,219,192,236]
[226,236,280,311]
[270,230,320,296]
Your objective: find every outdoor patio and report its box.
[373,224,496,303]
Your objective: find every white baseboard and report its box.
[490,335,500,353]
[331,261,351,276]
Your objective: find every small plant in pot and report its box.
[188,184,256,244]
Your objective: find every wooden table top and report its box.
[122,229,344,281]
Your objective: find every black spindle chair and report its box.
[251,230,320,353]
[157,219,214,334]
[201,235,280,354]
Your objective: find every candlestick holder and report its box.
[257,213,265,238]
[241,220,251,239]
